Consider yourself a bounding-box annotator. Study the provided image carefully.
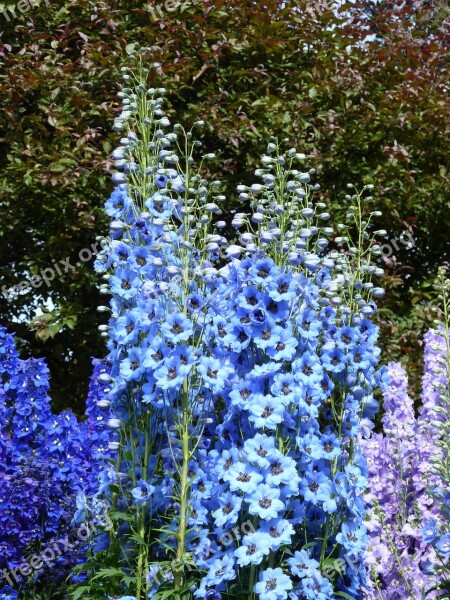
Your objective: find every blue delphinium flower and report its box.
[434,533,450,561]
[204,591,222,600]
[247,485,285,520]
[234,532,270,567]
[161,313,193,343]
[259,519,295,551]
[287,550,320,578]
[212,493,242,527]
[200,554,236,588]
[0,332,112,595]
[95,91,385,600]
[422,518,440,544]
[254,567,293,600]
[131,481,155,503]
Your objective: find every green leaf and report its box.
[69,586,92,600]
[109,510,134,523]
[90,567,125,582]
[129,532,147,546]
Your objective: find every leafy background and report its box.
[0,0,448,411]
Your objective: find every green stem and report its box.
[136,419,152,599]
[249,564,257,599]
[380,516,415,600]
[174,414,190,590]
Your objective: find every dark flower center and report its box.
[152,350,163,363]
[262,406,274,418]
[270,527,281,538]
[207,368,218,379]
[121,279,131,290]
[267,301,278,314]
[252,309,265,323]
[259,498,272,509]
[246,543,257,555]
[308,482,319,492]
[237,472,251,482]
[265,578,277,591]
[168,367,177,380]
[222,503,232,514]
[271,462,283,475]
[171,322,184,334]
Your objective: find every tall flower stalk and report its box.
[362,361,440,599]
[362,267,450,598]
[77,53,386,600]
[0,328,112,599]
[420,268,450,596]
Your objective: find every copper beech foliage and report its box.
[0,0,448,410]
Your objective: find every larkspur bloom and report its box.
[0,331,113,594]
[87,81,387,600]
[131,481,155,503]
[254,567,293,600]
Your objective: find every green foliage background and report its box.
[0,0,448,411]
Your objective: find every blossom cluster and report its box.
[362,328,450,598]
[419,326,450,585]
[188,254,381,600]
[87,61,385,600]
[0,327,115,597]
